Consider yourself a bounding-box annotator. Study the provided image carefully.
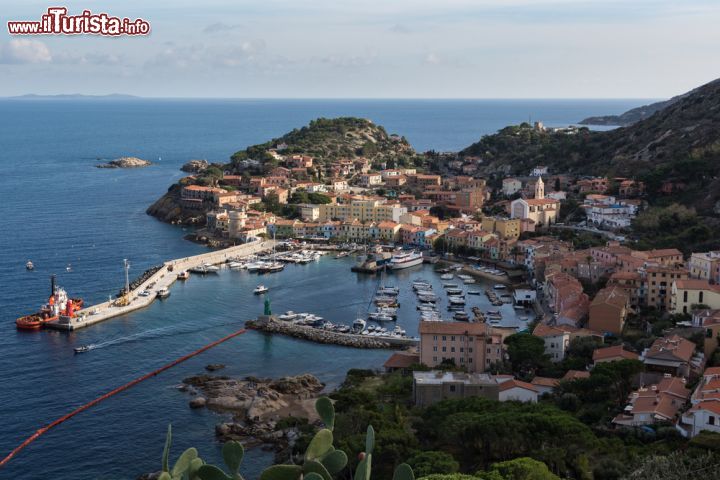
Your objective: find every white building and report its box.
[502,178,522,196]
[530,166,549,177]
[498,379,539,403]
[583,195,639,229]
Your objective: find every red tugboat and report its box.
[16,275,83,330]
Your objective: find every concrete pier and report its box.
[47,240,273,331]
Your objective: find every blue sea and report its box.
[0,98,644,478]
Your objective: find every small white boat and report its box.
[493,284,507,290]
[228,262,245,269]
[440,273,453,280]
[253,285,269,294]
[353,318,367,331]
[177,270,190,280]
[74,345,93,354]
[157,287,171,299]
[279,311,298,321]
[26,260,34,271]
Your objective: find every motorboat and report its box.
[448,296,466,305]
[440,273,453,280]
[467,290,481,295]
[278,311,298,321]
[26,260,34,270]
[157,287,171,299]
[493,284,507,290]
[253,285,269,294]
[74,345,93,354]
[353,318,367,331]
[442,283,459,289]
[445,288,463,295]
[177,270,190,280]
[228,261,245,269]
[189,264,220,274]
[453,312,470,321]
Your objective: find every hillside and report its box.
[229,117,419,171]
[579,97,677,126]
[461,78,720,213]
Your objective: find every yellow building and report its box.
[510,177,560,227]
[318,198,406,223]
[481,216,521,240]
[672,279,720,314]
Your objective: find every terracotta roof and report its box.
[692,401,720,416]
[592,345,639,362]
[498,379,538,393]
[563,370,590,381]
[383,352,419,369]
[532,323,567,338]
[591,287,628,309]
[645,335,696,363]
[531,377,560,388]
[675,279,720,293]
[704,367,720,376]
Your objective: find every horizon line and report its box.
[1,95,660,101]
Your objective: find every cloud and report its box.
[146,40,266,69]
[203,22,245,34]
[388,24,411,34]
[424,52,441,64]
[0,39,52,64]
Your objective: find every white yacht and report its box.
[389,251,423,270]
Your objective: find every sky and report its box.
[1,0,719,98]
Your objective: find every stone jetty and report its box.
[246,316,418,349]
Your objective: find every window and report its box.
[451,336,456,341]
[469,348,473,353]
[433,346,437,352]
[700,292,704,303]
[460,347,464,353]
[433,356,437,362]
[442,336,447,341]
[468,358,472,363]
[451,347,455,352]
[449,385,456,392]
[710,416,716,426]
[433,335,438,341]
[487,348,491,353]
[442,347,446,352]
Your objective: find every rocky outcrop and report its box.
[205,363,225,371]
[97,156,151,168]
[145,186,206,225]
[181,373,324,444]
[181,159,209,173]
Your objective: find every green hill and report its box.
[229,117,419,171]
[461,78,720,213]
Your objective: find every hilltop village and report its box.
[146,117,720,477]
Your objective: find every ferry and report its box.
[389,251,423,270]
[16,276,83,330]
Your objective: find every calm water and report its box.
[0,98,643,478]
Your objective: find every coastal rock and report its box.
[189,397,207,408]
[182,373,324,443]
[205,363,225,371]
[96,156,152,168]
[181,159,209,173]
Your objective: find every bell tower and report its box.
[535,176,545,199]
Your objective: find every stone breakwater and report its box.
[246,317,418,349]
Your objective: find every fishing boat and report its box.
[442,283,459,289]
[258,261,285,273]
[25,260,34,271]
[16,275,83,330]
[253,285,269,294]
[177,270,190,280]
[440,273,453,280]
[389,251,423,270]
[74,345,93,354]
[157,287,171,299]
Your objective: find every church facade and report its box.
[510,177,560,228]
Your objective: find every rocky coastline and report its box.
[96,156,152,168]
[180,159,209,173]
[179,372,325,450]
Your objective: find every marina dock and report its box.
[46,240,273,331]
[246,315,419,349]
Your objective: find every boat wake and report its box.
[77,321,238,351]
